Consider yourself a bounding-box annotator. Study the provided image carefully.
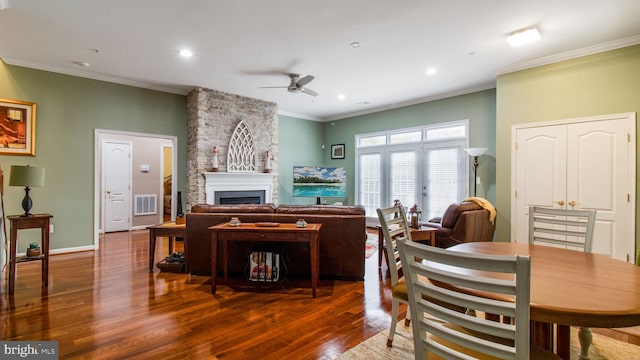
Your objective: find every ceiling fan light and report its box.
[506,27,540,47]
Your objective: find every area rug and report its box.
[336,323,640,359]
[365,233,378,259]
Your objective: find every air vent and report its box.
[135,194,157,215]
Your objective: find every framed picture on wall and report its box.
[331,144,345,159]
[0,98,36,156]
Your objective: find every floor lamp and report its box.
[465,147,487,197]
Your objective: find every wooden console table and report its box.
[209,222,322,298]
[7,213,53,295]
[147,222,187,272]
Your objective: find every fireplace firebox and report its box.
[215,190,265,205]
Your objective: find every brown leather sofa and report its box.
[186,203,367,280]
[423,201,496,248]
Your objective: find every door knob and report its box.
[554,200,565,206]
[569,200,577,206]
[106,190,112,194]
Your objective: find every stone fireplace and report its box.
[186,88,278,209]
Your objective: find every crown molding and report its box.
[1,57,189,95]
[496,34,640,76]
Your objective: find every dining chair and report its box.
[528,206,596,251]
[396,238,561,360]
[377,204,413,347]
[529,206,597,360]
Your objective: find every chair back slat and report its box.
[528,206,597,252]
[377,204,412,286]
[397,238,531,360]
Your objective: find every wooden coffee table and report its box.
[377,225,436,267]
[209,222,322,298]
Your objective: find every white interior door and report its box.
[514,125,567,243]
[567,119,631,259]
[513,113,635,262]
[103,140,132,232]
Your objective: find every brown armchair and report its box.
[423,200,496,248]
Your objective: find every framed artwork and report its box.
[331,144,345,159]
[0,98,36,156]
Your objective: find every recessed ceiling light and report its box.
[426,68,437,76]
[506,27,540,47]
[72,61,90,67]
[179,49,193,58]
[350,42,360,48]
[338,94,346,101]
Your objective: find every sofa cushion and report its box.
[191,203,276,213]
[276,205,365,215]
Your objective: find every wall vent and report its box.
[135,194,157,215]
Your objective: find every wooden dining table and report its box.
[446,242,640,360]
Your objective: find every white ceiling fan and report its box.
[260,73,319,96]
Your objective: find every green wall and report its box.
[324,89,497,207]
[277,115,324,205]
[495,45,640,249]
[0,62,187,251]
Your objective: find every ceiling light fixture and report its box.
[350,42,360,48]
[337,94,346,101]
[72,61,90,67]
[426,68,437,75]
[506,27,540,47]
[179,49,193,58]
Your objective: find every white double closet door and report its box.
[512,113,636,262]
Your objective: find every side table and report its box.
[147,222,187,272]
[8,213,53,295]
[377,225,436,268]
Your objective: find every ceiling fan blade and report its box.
[302,87,319,97]
[296,75,315,87]
[259,86,288,89]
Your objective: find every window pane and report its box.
[391,151,416,208]
[425,125,465,140]
[359,153,381,216]
[358,135,386,147]
[425,148,460,219]
[389,131,421,144]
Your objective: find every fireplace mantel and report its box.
[203,172,277,204]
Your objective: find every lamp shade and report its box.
[9,165,45,188]
[465,147,488,157]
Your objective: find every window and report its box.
[358,153,381,217]
[356,121,468,224]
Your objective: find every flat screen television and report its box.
[293,166,346,204]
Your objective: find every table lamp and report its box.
[9,165,45,217]
[464,147,487,197]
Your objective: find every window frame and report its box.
[355,120,469,225]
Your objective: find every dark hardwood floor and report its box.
[3,228,638,359]
[1,228,397,359]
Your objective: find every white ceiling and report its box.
[1,1,639,121]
